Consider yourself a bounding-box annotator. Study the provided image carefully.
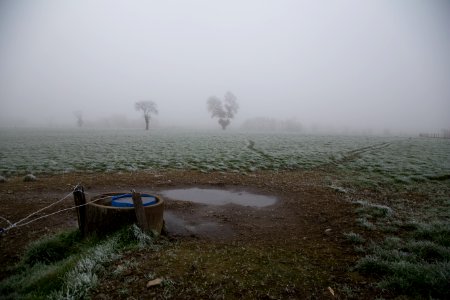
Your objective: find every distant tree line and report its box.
[241,117,302,132]
[419,129,450,139]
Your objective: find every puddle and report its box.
[160,188,277,207]
[164,211,232,238]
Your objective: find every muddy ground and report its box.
[0,170,384,299]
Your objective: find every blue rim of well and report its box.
[111,194,157,207]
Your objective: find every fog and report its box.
[0,0,449,134]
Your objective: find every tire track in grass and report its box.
[246,139,288,170]
[246,140,392,171]
[246,140,274,161]
[318,142,391,170]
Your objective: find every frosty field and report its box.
[1,128,450,299]
[1,128,449,184]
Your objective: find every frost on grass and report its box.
[2,131,449,179]
[131,224,156,249]
[356,223,450,298]
[49,236,120,300]
[354,200,394,218]
[343,232,365,244]
[357,217,376,230]
[23,174,37,182]
[329,183,348,193]
[8,130,438,175]
[0,224,163,299]
[356,255,450,298]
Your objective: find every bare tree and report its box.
[135,101,158,130]
[207,92,239,130]
[73,111,83,127]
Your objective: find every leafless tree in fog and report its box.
[207,92,239,130]
[73,111,83,127]
[135,101,158,130]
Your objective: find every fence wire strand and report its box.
[14,195,110,228]
[0,185,112,233]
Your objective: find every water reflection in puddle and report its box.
[160,188,276,207]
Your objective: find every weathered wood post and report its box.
[132,190,149,232]
[73,186,87,236]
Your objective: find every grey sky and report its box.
[0,0,449,133]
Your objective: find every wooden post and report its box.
[132,191,149,232]
[73,186,87,236]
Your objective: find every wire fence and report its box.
[0,185,112,234]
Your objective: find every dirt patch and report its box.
[0,170,379,298]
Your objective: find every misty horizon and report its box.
[1,1,449,134]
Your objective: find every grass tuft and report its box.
[343,232,365,244]
[49,236,120,300]
[0,259,77,299]
[354,200,394,218]
[406,240,450,262]
[22,230,82,265]
[381,236,402,249]
[355,255,391,275]
[413,222,450,247]
[357,217,376,230]
[131,224,155,249]
[370,246,413,263]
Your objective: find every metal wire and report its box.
[0,185,111,233]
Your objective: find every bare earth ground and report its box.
[0,170,387,299]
